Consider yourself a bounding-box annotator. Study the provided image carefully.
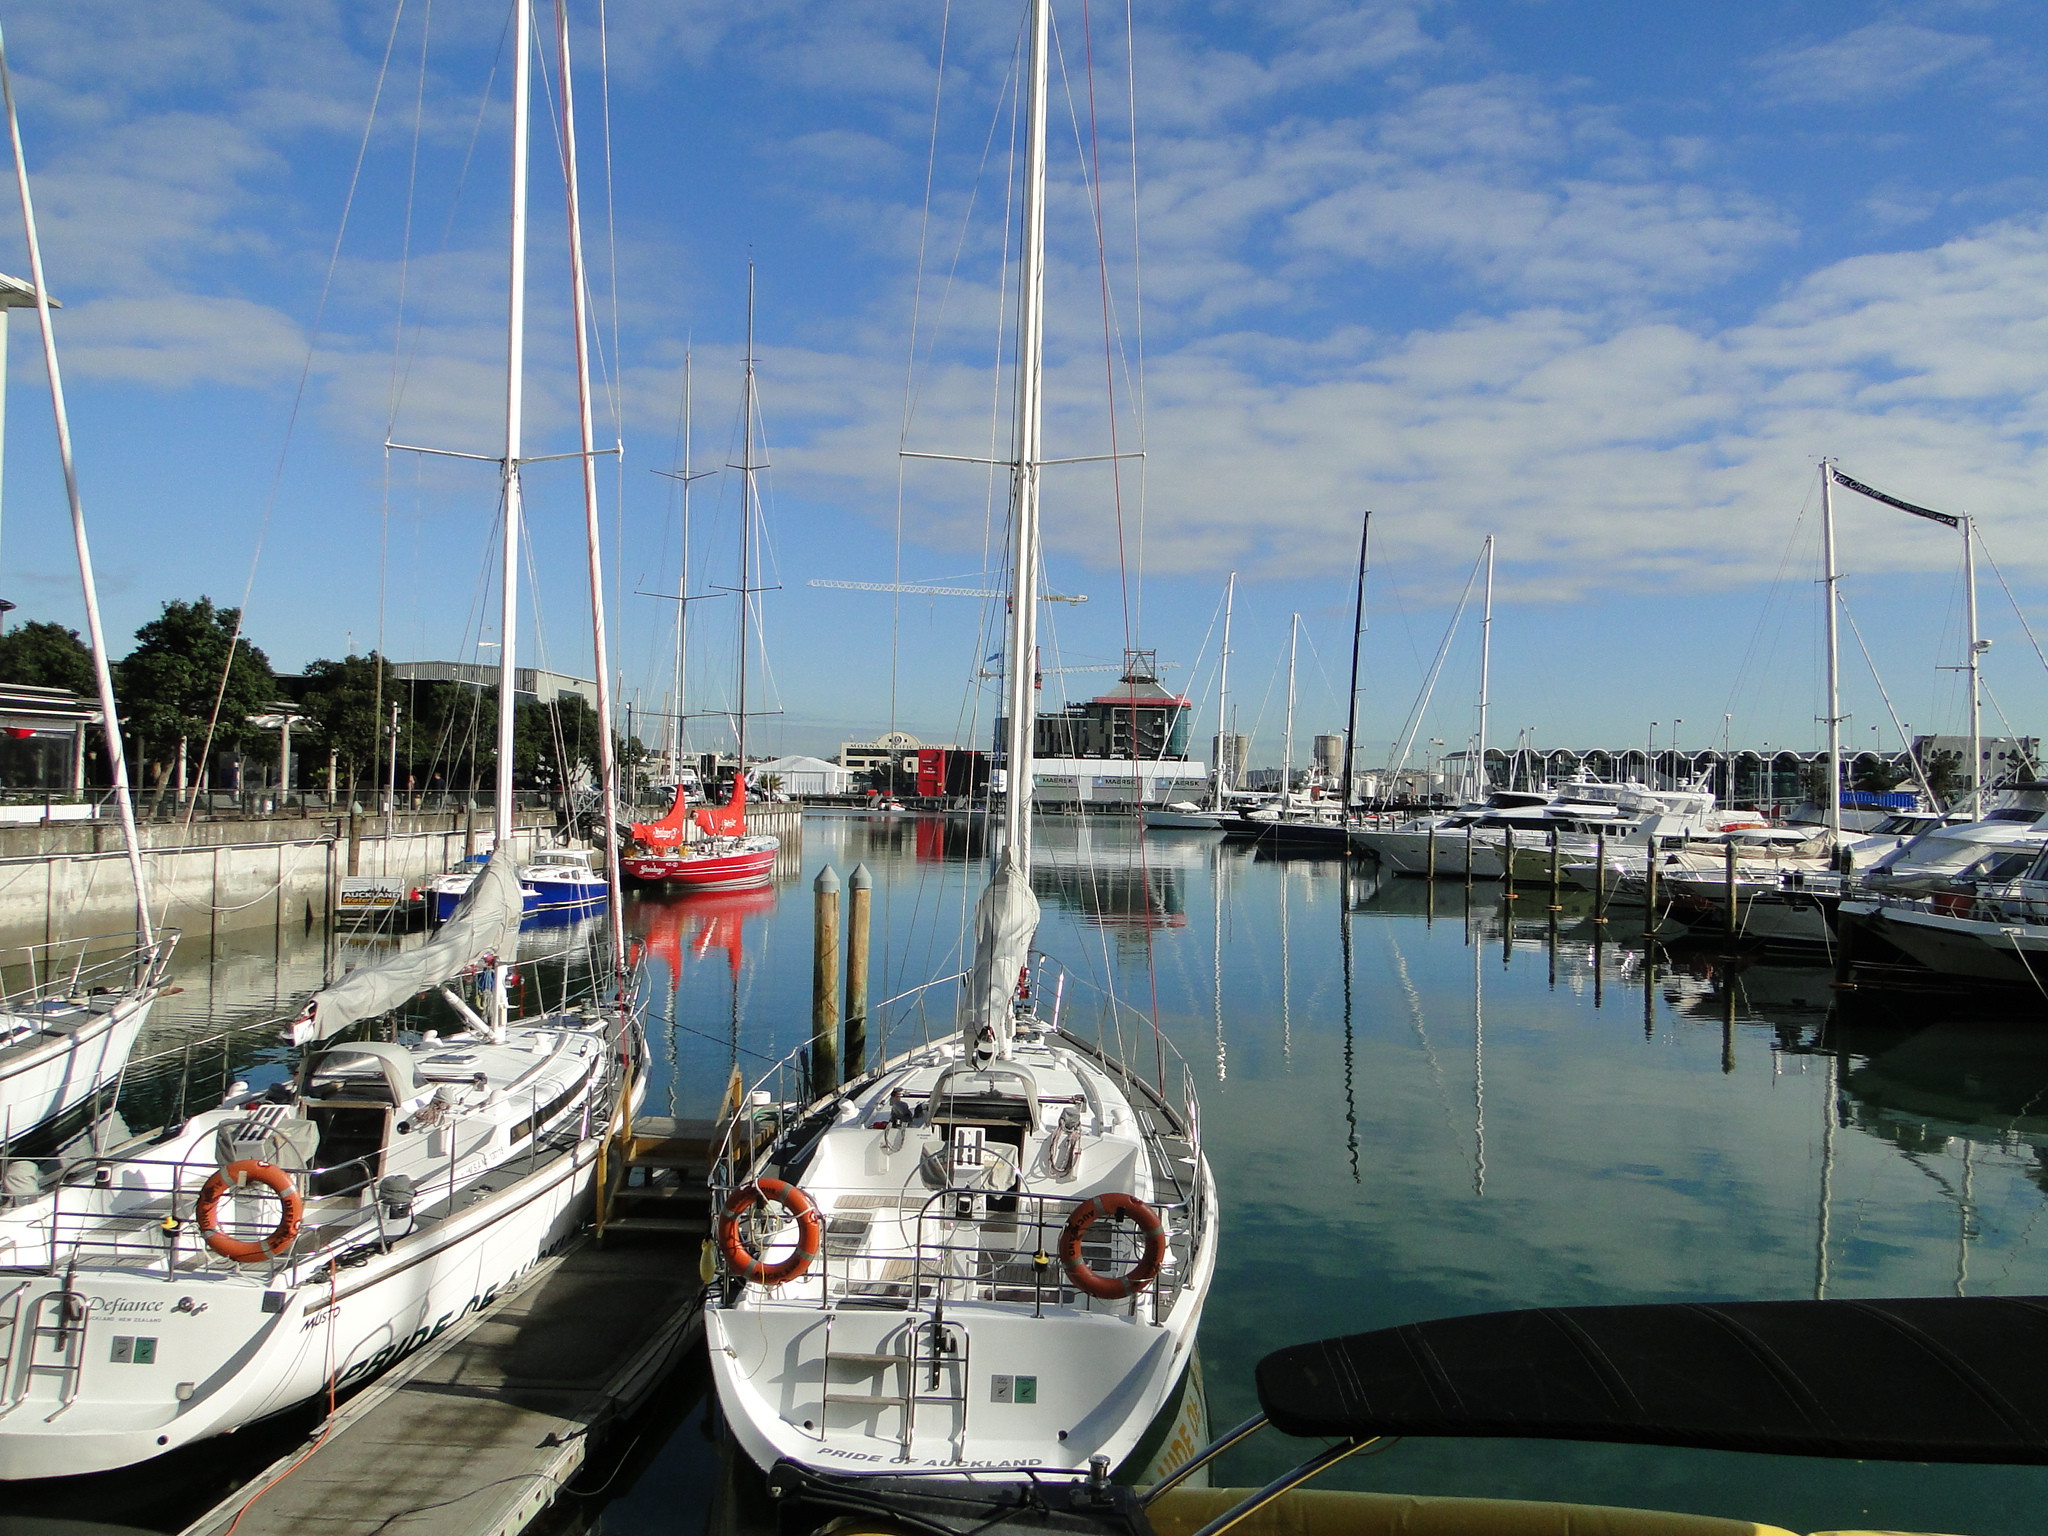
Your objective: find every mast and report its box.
[0,28,152,944]
[1477,535,1493,798]
[1002,0,1051,877]
[1819,460,1842,845]
[1213,572,1235,807]
[1965,515,1981,817]
[554,0,626,981]
[488,0,531,1036]
[736,266,760,792]
[1340,513,1371,817]
[676,353,694,779]
[1281,613,1298,803]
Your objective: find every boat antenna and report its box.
[0,26,152,945]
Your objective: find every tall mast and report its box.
[0,29,151,943]
[1826,460,1843,843]
[676,352,693,775]
[1477,534,1493,798]
[554,0,626,980]
[1341,513,1371,816]
[1965,515,1981,817]
[489,0,531,1035]
[1002,0,1051,878]
[1819,460,1842,845]
[1282,613,1298,802]
[1213,572,1235,806]
[737,267,759,783]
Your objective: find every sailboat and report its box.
[620,280,779,894]
[0,37,173,1152]
[1143,575,1237,831]
[705,0,1216,1479]
[0,0,639,1477]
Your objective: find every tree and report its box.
[298,653,396,796]
[1922,748,1965,809]
[116,599,278,783]
[1851,754,1909,793]
[0,620,95,694]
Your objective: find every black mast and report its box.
[1340,512,1371,817]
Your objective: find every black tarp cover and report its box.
[1255,1297,2048,1463]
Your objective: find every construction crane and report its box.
[808,579,1087,604]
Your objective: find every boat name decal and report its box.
[301,1306,338,1331]
[334,1270,523,1386]
[87,1297,165,1316]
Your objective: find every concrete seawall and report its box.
[0,805,805,947]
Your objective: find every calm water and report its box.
[22,813,2048,1534]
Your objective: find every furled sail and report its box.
[631,781,692,849]
[695,772,749,839]
[292,847,526,1045]
[957,860,1040,1063]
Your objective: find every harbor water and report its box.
[15,811,2048,1534]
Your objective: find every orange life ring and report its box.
[718,1178,822,1285]
[1058,1192,1166,1300]
[196,1160,304,1263]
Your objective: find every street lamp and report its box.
[246,705,310,810]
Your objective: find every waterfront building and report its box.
[391,660,597,708]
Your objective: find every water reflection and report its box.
[34,813,2048,1534]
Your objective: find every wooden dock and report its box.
[181,1117,717,1536]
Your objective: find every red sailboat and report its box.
[620,273,781,894]
[621,772,778,891]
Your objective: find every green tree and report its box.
[299,653,396,796]
[1922,749,1965,809]
[1851,754,1909,793]
[117,598,278,784]
[0,620,95,694]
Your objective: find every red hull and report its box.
[622,838,778,893]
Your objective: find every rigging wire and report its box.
[174,0,413,854]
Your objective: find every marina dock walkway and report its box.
[182,1117,715,1536]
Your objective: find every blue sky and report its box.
[0,1,2044,772]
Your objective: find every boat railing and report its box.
[739,1178,1202,1329]
[707,974,973,1174]
[0,931,179,1014]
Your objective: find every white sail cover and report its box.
[293,848,525,1045]
[958,859,1040,1061]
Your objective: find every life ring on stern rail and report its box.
[718,1178,822,1285]
[196,1160,304,1263]
[1058,1192,1166,1301]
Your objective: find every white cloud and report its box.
[1752,21,1993,104]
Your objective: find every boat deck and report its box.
[178,1116,714,1536]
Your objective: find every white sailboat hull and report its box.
[0,992,158,1145]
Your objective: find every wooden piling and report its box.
[1548,828,1562,910]
[1594,832,1608,923]
[1503,825,1517,900]
[844,863,871,1080]
[812,865,841,1099]
[1644,844,1660,941]
[1464,824,1474,890]
[1724,840,1739,941]
[1426,824,1437,880]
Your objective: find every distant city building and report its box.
[1910,735,2041,794]
[1312,734,1344,780]
[998,651,1190,762]
[839,731,943,778]
[1028,759,1210,808]
[392,661,597,709]
[1212,733,1248,785]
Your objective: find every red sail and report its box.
[630,781,693,849]
[694,772,749,839]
